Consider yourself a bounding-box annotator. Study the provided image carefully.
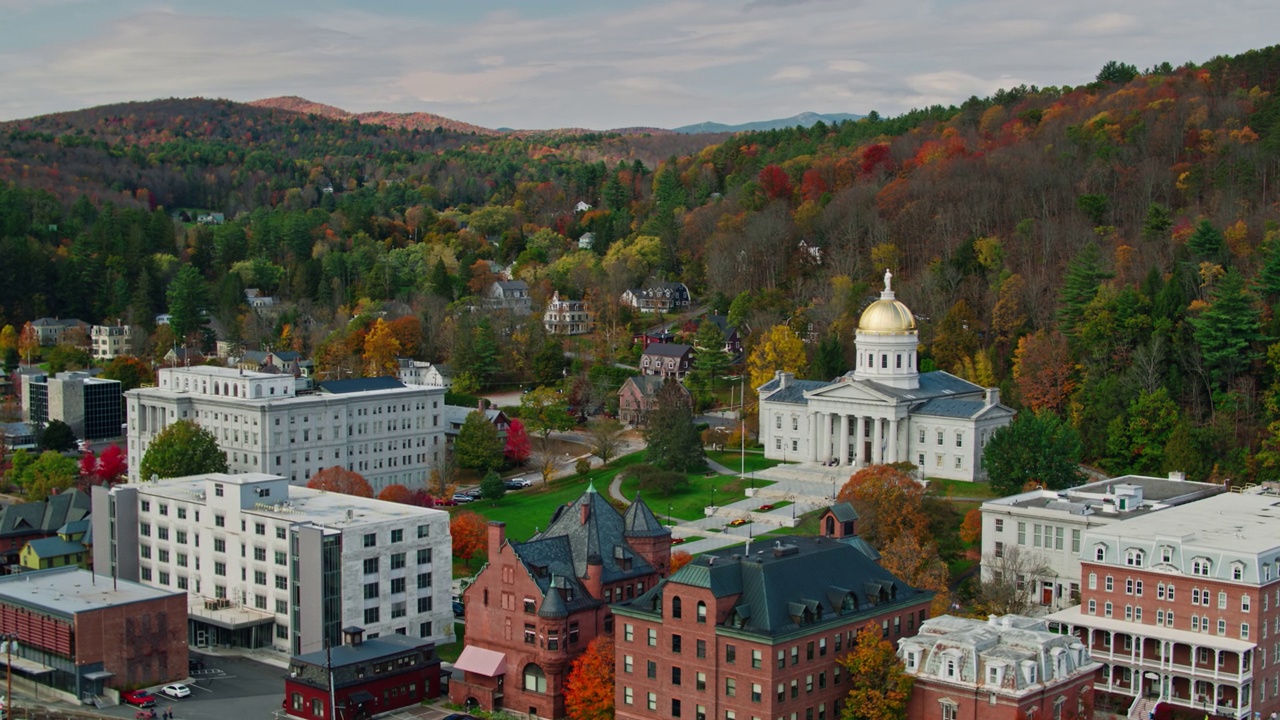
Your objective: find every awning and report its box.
[452,646,506,677]
[0,655,54,675]
[83,671,115,681]
[348,691,375,704]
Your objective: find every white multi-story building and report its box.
[93,472,453,657]
[90,323,135,360]
[125,367,446,491]
[980,473,1223,613]
[756,270,1015,481]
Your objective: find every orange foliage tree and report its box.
[835,464,928,551]
[451,511,487,568]
[307,466,373,498]
[386,316,423,358]
[1013,330,1076,413]
[670,550,693,573]
[879,532,951,617]
[959,508,982,546]
[377,483,414,504]
[837,622,914,720]
[362,318,402,377]
[564,635,615,720]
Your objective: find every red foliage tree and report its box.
[386,316,423,359]
[564,635,615,720]
[96,445,128,485]
[859,143,893,176]
[800,169,829,204]
[758,164,793,201]
[79,451,98,480]
[307,466,374,498]
[409,488,437,508]
[1013,330,1076,413]
[670,550,694,573]
[451,511,488,568]
[504,418,532,465]
[377,483,414,504]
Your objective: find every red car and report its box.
[122,690,156,708]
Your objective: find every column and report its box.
[853,416,864,465]
[810,413,821,462]
[873,417,883,464]
[823,413,834,462]
[888,418,898,463]
[838,414,850,466]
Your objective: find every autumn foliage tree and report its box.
[504,418,532,465]
[747,324,807,391]
[362,317,402,377]
[451,511,488,568]
[835,464,928,551]
[837,622,914,720]
[564,635,615,720]
[670,550,693,573]
[377,483,414,504]
[1013,330,1076,412]
[307,466,374,498]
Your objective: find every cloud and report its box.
[0,0,1278,128]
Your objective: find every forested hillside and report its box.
[2,47,1280,482]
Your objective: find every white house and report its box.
[756,270,1015,481]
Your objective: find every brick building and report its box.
[449,485,671,719]
[1047,489,1280,720]
[618,376,691,427]
[612,526,932,720]
[285,625,442,720]
[0,566,186,703]
[899,614,1100,720]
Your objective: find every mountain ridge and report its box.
[672,111,864,134]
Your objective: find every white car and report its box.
[161,684,191,699]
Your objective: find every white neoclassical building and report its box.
[757,270,1015,481]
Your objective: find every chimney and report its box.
[988,615,998,626]
[985,387,1000,407]
[778,371,792,389]
[581,502,590,524]
[1168,471,1185,482]
[478,398,486,412]
[343,626,365,646]
[488,521,507,556]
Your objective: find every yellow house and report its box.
[19,519,90,571]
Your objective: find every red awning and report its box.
[452,646,506,677]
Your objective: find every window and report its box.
[1088,599,1097,614]
[1125,549,1145,567]
[391,578,406,594]
[1192,558,1211,576]
[1242,623,1250,640]
[648,629,657,647]
[955,432,963,448]
[391,553,406,570]
[365,583,379,599]
[672,666,682,686]
[672,633,682,653]
[623,687,633,706]
[524,625,536,644]
[1219,591,1228,609]
[1105,576,1113,592]
[214,515,224,528]
[364,607,380,623]
[364,557,379,575]
[1233,563,1245,581]
[1126,579,1135,595]
[418,572,431,588]
[1017,522,1026,545]
[725,677,736,697]
[752,683,762,702]
[1095,546,1106,562]
[995,519,1004,533]
[254,570,267,586]
[391,529,404,543]
[696,672,706,690]
[523,664,547,693]
[364,533,377,548]
[727,644,736,664]
[1243,595,1251,612]
[624,624,633,642]
[648,693,657,712]
[1088,573,1097,590]
[752,650,762,669]
[1218,618,1227,635]
[937,430,944,445]
[214,561,226,576]
[697,639,706,658]
[623,655,633,674]
[417,548,432,564]
[697,601,707,623]
[1071,529,1081,553]
[941,702,958,720]
[1104,602,1113,618]
[672,596,682,618]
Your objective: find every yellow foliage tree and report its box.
[361,318,402,377]
[747,325,807,391]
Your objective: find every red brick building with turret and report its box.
[449,484,671,719]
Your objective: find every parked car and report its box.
[451,493,474,503]
[161,684,191,699]
[505,477,532,489]
[453,600,466,617]
[432,496,457,507]
[122,690,156,708]
[188,657,205,672]
[464,487,484,498]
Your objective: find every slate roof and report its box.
[494,280,529,292]
[760,370,986,407]
[623,375,687,400]
[623,495,668,537]
[912,397,988,419]
[756,378,829,405]
[621,535,928,638]
[317,377,407,394]
[292,634,436,690]
[513,485,667,613]
[644,343,692,358]
[0,490,90,540]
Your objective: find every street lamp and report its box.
[668,503,673,527]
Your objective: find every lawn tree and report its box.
[584,417,626,465]
[564,635,615,720]
[454,411,503,472]
[971,544,1053,616]
[879,531,951,617]
[838,622,914,720]
[140,420,228,479]
[480,470,507,501]
[642,379,705,473]
[451,511,488,568]
[982,412,1084,496]
[39,419,77,452]
[100,355,154,392]
[528,445,565,487]
[16,450,78,502]
[504,418,532,465]
[308,466,374,497]
[519,387,574,451]
[688,320,730,404]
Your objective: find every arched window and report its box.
[1095,546,1106,562]
[523,663,547,693]
[825,517,835,536]
[696,601,707,624]
[671,596,682,619]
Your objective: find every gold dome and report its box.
[858,298,917,335]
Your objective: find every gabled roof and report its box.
[494,280,528,292]
[25,536,86,559]
[757,378,829,405]
[826,503,859,523]
[643,343,692,358]
[621,375,682,399]
[317,377,406,394]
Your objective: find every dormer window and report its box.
[1160,546,1173,564]
[1232,562,1245,581]
[1192,558,1212,577]
[1094,546,1106,562]
[904,649,919,671]
[1125,549,1145,567]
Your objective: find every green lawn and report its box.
[619,471,774,522]
[706,450,784,474]
[436,621,465,663]
[925,477,999,499]
[457,452,648,542]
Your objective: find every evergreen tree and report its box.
[688,321,730,398]
[814,334,846,380]
[1191,268,1265,389]
[1141,203,1172,242]
[1056,243,1109,340]
[480,470,506,501]
[428,258,452,300]
[166,265,209,340]
[1257,237,1280,302]
[1153,262,1190,324]
[642,380,705,473]
[982,412,1084,496]
[454,411,503,472]
[1187,219,1224,258]
[39,420,77,452]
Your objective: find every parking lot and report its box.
[101,652,287,720]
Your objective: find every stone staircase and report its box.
[1128,695,1158,720]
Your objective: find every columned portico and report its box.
[838,414,850,465]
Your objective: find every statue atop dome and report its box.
[884,268,892,294]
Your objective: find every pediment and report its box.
[804,380,896,404]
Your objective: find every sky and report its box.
[1,0,1277,130]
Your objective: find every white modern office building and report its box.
[93,472,453,657]
[757,270,1015,481]
[980,473,1223,613]
[125,367,446,491]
